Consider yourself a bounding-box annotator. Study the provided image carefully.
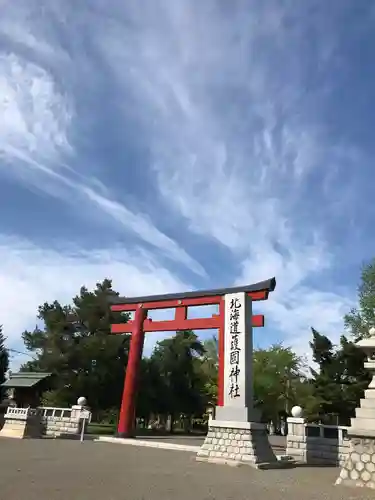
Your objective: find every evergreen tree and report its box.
[149,330,207,429]
[345,259,375,340]
[21,279,130,414]
[0,326,9,401]
[309,327,369,423]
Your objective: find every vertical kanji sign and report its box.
[223,292,252,409]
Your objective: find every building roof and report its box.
[1,372,52,388]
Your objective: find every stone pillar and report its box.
[336,328,375,489]
[197,292,279,468]
[286,406,306,462]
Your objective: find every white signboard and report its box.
[80,410,91,421]
[223,292,252,408]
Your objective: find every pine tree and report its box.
[21,279,130,413]
[0,326,9,401]
[345,259,375,340]
[309,327,369,423]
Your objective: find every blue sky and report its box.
[1,0,374,368]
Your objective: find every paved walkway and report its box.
[133,433,286,449]
[0,438,372,500]
[97,433,287,454]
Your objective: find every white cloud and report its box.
[81,187,206,277]
[0,53,72,158]
[237,248,355,365]
[0,16,204,276]
[0,235,190,369]
[0,0,362,366]
[92,0,356,357]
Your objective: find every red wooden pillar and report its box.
[217,298,225,406]
[117,306,147,437]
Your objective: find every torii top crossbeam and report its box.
[110,278,276,334]
[111,277,276,305]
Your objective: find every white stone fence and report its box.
[1,398,91,438]
[286,415,350,466]
[6,407,39,419]
[38,405,91,437]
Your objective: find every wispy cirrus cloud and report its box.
[0,52,73,173]
[0,11,204,277]
[92,0,360,351]
[0,0,373,365]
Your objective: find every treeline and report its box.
[0,258,374,426]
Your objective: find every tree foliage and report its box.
[199,336,219,404]
[0,326,9,401]
[345,259,375,340]
[150,331,207,416]
[309,327,369,423]
[253,344,308,422]
[21,279,130,415]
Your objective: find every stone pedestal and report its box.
[196,420,279,468]
[0,407,42,439]
[336,436,375,488]
[336,329,375,489]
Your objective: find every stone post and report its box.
[286,406,306,462]
[71,397,90,436]
[197,292,279,468]
[336,327,375,489]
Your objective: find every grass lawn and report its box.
[86,423,116,435]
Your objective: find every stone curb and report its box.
[95,436,200,452]
[95,436,293,462]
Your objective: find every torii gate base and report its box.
[196,421,279,469]
[110,278,280,469]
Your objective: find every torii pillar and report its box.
[196,289,279,468]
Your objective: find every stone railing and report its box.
[6,407,39,419]
[38,404,91,437]
[286,414,350,466]
[0,397,91,439]
[39,406,77,437]
[39,406,73,419]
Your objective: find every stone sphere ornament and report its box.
[291,405,303,418]
[77,397,87,406]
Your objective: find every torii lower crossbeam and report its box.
[110,278,276,437]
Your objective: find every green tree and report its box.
[137,356,169,424]
[252,344,307,423]
[149,330,207,430]
[21,279,130,415]
[309,327,369,423]
[345,259,375,340]
[0,326,9,401]
[199,335,219,404]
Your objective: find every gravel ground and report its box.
[0,438,372,500]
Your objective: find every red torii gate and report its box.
[110,277,276,437]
